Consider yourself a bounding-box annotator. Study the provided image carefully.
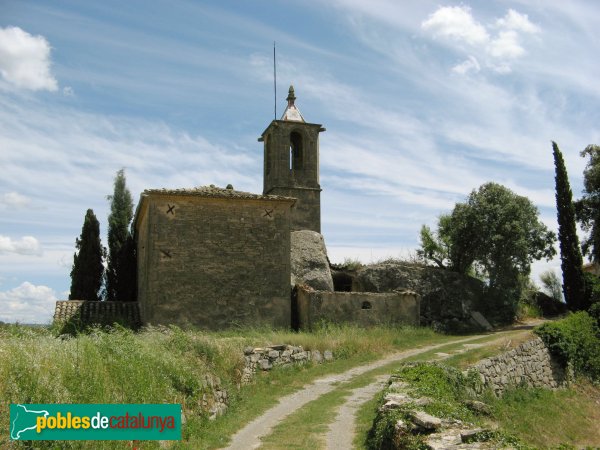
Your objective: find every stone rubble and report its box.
[379,378,495,450]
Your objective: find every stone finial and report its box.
[286,85,296,106]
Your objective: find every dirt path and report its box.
[324,374,389,450]
[323,331,531,449]
[222,332,510,450]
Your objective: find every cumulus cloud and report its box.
[422,6,541,74]
[0,235,43,256]
[496,9,541,34]
[0,282,58,323]
[0,26,58,91]
[422,6,489,46]
[452,55,481,75]
[0,192,31,208]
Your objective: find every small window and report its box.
[361,301,372,310]
[290,131,303,171]
[266,136,272,175]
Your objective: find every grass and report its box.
[487,380,600,448]
[0,322,450,449]
[255,330,529,450]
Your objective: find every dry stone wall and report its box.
[242,344,333,384]
[474,337,571,396]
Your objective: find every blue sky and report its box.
[1,1,599,323]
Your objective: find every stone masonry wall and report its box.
[474,336,571,396]
[241,344,334,384]
[135,188,294,330]
[296,286,420,330]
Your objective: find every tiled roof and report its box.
[54,300,141,326]
[142,185,295,202]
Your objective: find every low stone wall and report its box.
[295,285,419,330]
[242,344,333,383]
[474,337,571,396]
[53,301,141,329]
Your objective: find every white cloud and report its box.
[452,56,481,75]
[421,6,541,74]
[0,192,31,208]
[496,9,540,34]
[62,86,74,96]
[421,6,489,46]
[487,30,525,60]
[0,235,43,256]
[0,282,58,324]
[0,26,58,91]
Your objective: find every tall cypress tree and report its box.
[552,142,586,310]
[105,169,136,301]
[69,209,104,301]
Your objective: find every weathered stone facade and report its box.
[134,186,295,329]
[295,285,420,330]
[473,337,571,395]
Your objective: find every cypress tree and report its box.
[552,141,586,310]
[105,169,136,301]
[69,209,104,301]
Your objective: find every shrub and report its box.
[534,312,600,380]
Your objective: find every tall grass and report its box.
[0,322,443,449]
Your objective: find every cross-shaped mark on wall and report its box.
[160,249,172,258]
[166,204,175,215]
[263,208,273,218]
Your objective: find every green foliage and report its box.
[417,223,450,268]
[584,272,600,310]
[575,144,600,263]
[539,269,563,303]
[535,312,600,380]
[69,209,105,301]
[366,362,523,450]
[420,182,556,323]
[553,142,587,310]
[105,169,136,301]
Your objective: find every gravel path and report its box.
[324,374,389,450]
[323,332,529,449]
[222,333,500,450]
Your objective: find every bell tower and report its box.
[260,86,325,232]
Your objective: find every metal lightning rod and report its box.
[274,41,277,120]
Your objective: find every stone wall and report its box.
[53,301,141,328]
[295,285,419,330]
[350,262,486,332]
[134,186,294,330]
[474,337,571,396]
[241,344,333,383]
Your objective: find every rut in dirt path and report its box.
[222,332,499,450]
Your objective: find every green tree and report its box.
[69,209,105,301]
[539,269,563,303]
[575,144,600,263]
[553,142,586,310]
[105,169,136,302]
[417,223,449,268]
[419,182,556,322]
